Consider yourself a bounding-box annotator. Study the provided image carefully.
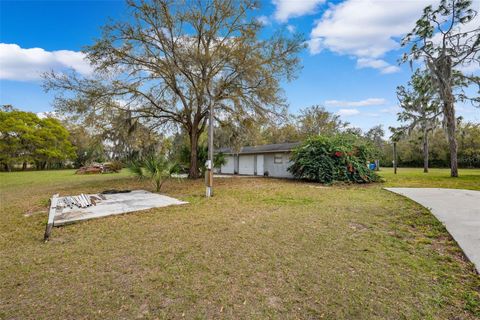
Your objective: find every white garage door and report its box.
[238,155,255,175]
[221,155,235,174]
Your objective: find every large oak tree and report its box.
[401,0,479,177]
[44,0,304,178]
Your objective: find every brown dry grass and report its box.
[0,169,479,319]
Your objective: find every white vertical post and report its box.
[44,194,59,241]
[206,104,214,197]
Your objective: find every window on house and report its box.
[274,154,283,164]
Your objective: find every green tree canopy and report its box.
[297,105,348,137]
[0,108,76,171]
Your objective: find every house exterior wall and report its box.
[219,152,293,178]
[264,152,293,178]
[221,155,235,174]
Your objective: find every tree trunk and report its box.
[423,129,429,173]
[188,130,200,179]
[22,161,27,171]
[433,56,457,177]
[444,98,458,177]
[38,161,47,170]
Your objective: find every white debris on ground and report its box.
[44,190,188,240]
[60,193,104,208]
[54,190,187,226]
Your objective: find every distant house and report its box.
[216,142,300,178]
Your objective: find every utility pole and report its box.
[206,104,214,197]
[393,141,398,175]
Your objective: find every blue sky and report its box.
[0,0,478,133]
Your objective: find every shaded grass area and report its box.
[380,167,480,190]
[0,170,479,319]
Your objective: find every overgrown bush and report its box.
[288,134,379,184]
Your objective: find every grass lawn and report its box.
[380,167,480,190]
[1,168,479,319]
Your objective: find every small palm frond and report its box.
[143,156,159,177]
[129,155,175,192]
[128,160,144,178]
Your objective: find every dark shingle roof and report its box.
[216,142,301,155]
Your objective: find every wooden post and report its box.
[393,142,398,175]
[206,104,214,197]
[423,129,429,173]
[44,194,59,241]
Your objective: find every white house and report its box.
[216,142,300,178]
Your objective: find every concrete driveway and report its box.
[385,188,480,273]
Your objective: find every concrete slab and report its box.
[385,188,480,273]
[54,190,187,226]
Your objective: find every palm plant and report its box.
[129,156,177,192]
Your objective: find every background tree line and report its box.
[1,0,478,175]
[384,122,480,168]
[2,103,479,172]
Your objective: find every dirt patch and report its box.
[267,296,283,310]
[349,222,368,232]
[24,208,47,217]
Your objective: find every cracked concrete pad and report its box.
[54,190,187,226]
[385,187,480,273]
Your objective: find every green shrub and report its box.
[288,134,379,184]
[129,156,178,192]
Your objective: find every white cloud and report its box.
[307,38,323,54]
[456,62,480,74]
[337,108,360,116]
[455,104,478,115]
[381,65,402,74]
[325,98,387,107]
[36,112,51,119]
[309,0,435,72]
[256,15,270,26]
[37,111,62,119]
[287,24,296,33]
[380,106,401,114]
[356,58,400,74]
[0,43,93,81]
[310,0,433,57]
[453,19,480,74]
[273,0,326,22]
